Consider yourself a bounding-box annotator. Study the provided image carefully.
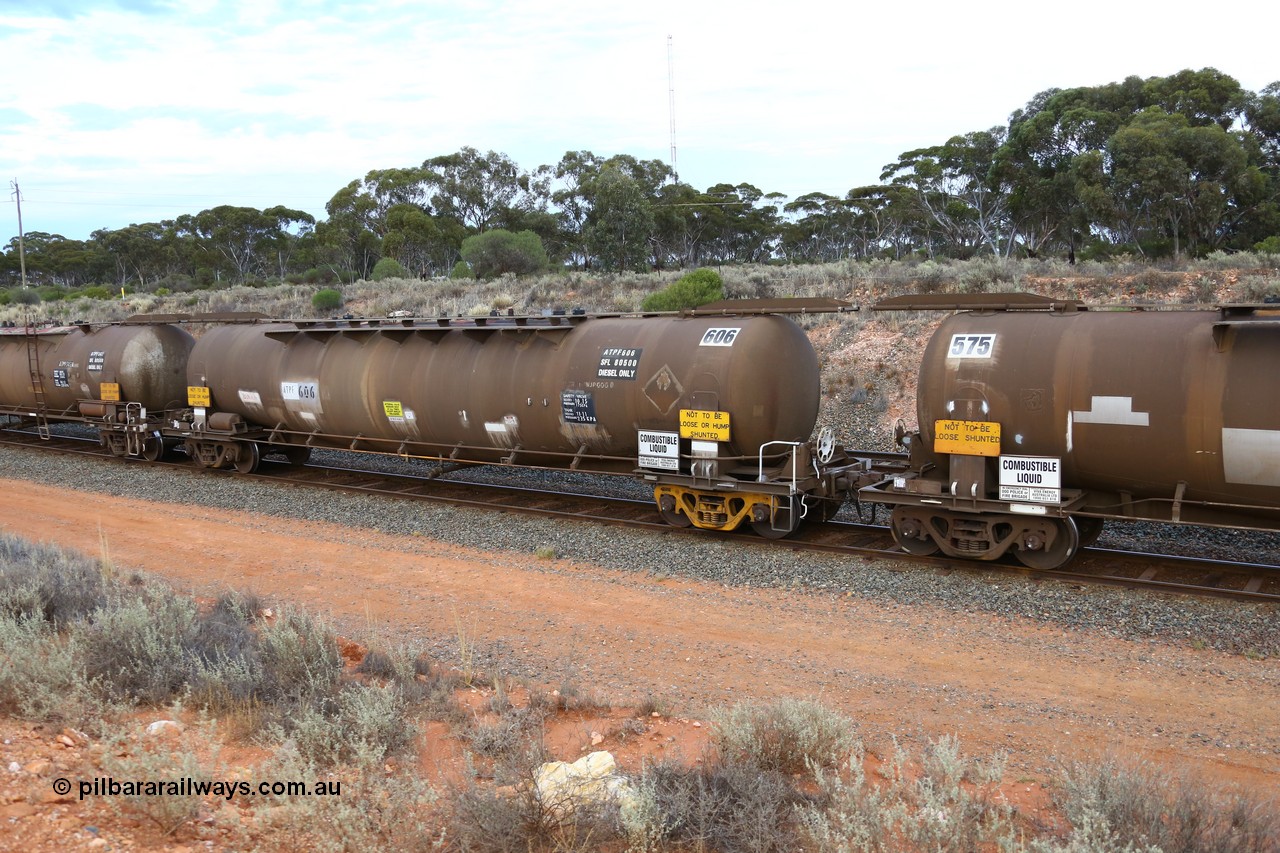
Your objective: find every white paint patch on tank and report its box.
[237,389,266,418]
[1222,428,1280,488]
[1072,396,1149,426]
[1066,411,1073,454]
[485,421,515,449]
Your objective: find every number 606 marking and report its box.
[948,334,996,358]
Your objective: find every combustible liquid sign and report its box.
[679,409,730,442]
[933,418,1001,457]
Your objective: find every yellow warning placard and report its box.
[934,419,1001,457]
[679,409,731,442]
[383,400,404,418]
[99,382,120,402]
[187,386,211,407]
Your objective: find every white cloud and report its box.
[2,0,1277,239]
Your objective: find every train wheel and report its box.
[1014,517,1080,570]
[1075,516,1104,547]
[890,512,940,556]
[141,437,165,462]
[660,508,692,528]
[233,442,260,474]
[657,492,692,528]
[751,518,796,539]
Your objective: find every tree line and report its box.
[4,68,1278,292]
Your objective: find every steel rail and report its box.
[2,427,1278,603]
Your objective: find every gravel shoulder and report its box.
[1,446,1277,793]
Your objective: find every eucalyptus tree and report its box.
[174,205,313,284]
[380,204,467,277]
[650,180,711,269]
[881,128,1012,258]
[2,232,108,289]
[1095,108,1265,256]
[541,150,605,268]
[780,191,845,263]
[91,223,181,288]
[422,147,539,233]
[584,165,655,272]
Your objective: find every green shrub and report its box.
[80,285,113,300]
[638,760,805,851]
[460,229,549,279]
[257,609,344,706]
[1052,759,1280,853]
[451,260,473,279]
[0,534,109,626]
[311,288,343,313]
[0,613,93,721]
[1252,235,1280,255]
[641,268,724,311]
[371,257,409,281]
[279,683,414,767]
[99,719,220,836]
[257,744,439,852]
[710,697,856,775]
[81,584,202,705]
[12,287,41,305]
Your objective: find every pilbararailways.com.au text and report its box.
[54,776,342,801]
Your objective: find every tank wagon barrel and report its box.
[861,294,1280,569]
[186,314,820,470]
[0,322,194,452]
[0,302,883,540]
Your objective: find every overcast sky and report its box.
[2,0,1277,242]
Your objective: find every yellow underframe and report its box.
[653,485,775,532]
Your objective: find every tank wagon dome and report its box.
[187,313,820,465]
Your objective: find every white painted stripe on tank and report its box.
[1222,428,1280,488]
[1072,396,1150,426]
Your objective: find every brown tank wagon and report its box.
[0,322,194,454]
[165,305,873,537]
[861,295,1280,569]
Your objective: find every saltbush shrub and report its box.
[460,229,549,279]
[641,268,724,311]
[710,697,856,775]
[311,288,343,312]
[371,257,409,281]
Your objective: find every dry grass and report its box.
[7,253,1277,328]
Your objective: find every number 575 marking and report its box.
[948,334,995,358]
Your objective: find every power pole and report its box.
[10,179,26,288]
[667,35,678,183]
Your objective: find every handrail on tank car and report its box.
[757,441,804,495]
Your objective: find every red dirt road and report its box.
[2,478,1278,792]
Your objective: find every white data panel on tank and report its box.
[1222,428,1280,488]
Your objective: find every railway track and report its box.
[3,427,1279,603]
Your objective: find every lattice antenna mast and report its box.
[667,35,678,183]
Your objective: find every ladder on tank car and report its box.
[24,320,51,440]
